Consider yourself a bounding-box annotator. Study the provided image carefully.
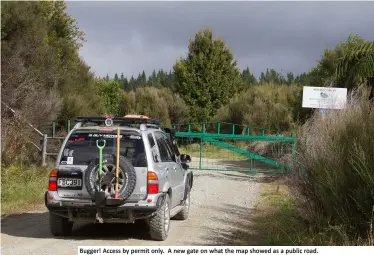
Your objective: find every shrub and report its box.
[291,85,374,241]
[214,83,303,133]
[120,87,189,126]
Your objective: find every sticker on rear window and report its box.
[68,137,85,143]
[88,134,123,139]
[67,157,74,165]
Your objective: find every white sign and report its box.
[302,86,347,109]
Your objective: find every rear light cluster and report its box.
[147,171,159,194]
[48,169,58,191]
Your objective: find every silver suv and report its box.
[44,116,193,241]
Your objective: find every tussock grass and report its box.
[249,181,373,246]
[1,165,49,216]
[289,85,374,244]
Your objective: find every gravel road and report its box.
[1,160,263,255]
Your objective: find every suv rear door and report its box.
[56,129,148,201]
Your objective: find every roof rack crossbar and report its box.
[75,116,160,126]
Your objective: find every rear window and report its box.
[59,131,147,167]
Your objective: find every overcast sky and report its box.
[65,1,374,79]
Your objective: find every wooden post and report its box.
[115,128,120,199]
[67,120,71,133]
[52,122,56,137]
[42,134,48,167]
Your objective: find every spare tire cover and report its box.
[85,155,137,200]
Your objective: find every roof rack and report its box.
[75,116,161,127]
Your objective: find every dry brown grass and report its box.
[289,85,374,244]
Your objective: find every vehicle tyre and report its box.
[49,212,73,236]
[85,155,136,199]
[148,193,170,241]
[173,186,190,220]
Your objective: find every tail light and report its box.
[48,169,58,191]
[147,171,159,194]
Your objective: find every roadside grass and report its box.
[1,164,49,216]
[233,179,373,246]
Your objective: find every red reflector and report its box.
[147,198,153,203]
[48,181,57,191]
[147,184,158,194]
[48,196,53,200]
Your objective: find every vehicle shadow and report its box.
[1,211,152,241]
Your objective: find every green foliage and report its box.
[94,78,121,116]
[336,41,374,89]
[1,1,102,163]
[1,164,49,215]
[120,87,189,126]
[214,83,302,132]
[309,34,368,87]
[259,69,288,85]
[173,28,243,123]
[241,67,257,87]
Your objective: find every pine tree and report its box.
[174,28,243,122]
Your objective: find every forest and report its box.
[1,1,374,245]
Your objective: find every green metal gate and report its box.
[172,122,296,175]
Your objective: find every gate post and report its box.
[292,139,297,172]
[42,134,48,167]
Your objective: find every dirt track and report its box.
[1,168,263,254]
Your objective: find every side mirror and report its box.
[180,154,191,163]
[181,162,189,170]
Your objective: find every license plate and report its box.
[57,178,82,187]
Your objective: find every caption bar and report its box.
[78,246,374,255]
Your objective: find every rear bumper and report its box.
[45,191,165,211]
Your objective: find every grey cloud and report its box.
[66,1,374,79]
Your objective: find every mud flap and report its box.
[94,191,106,223]
[95,191,107,207]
